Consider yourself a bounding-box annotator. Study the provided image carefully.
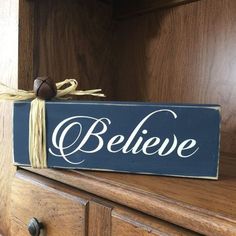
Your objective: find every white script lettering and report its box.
[49,109,199,164]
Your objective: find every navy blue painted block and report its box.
[13,101,221,179]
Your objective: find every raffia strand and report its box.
[29,98,47,168]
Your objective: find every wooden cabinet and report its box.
[10,171,88,236]
[10,170,199,236]
[4,0,236,235]
[25,156,236,236]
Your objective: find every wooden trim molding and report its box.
[88,201,112,236]
[113,0,199,19]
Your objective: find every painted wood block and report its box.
[13,101,221,179]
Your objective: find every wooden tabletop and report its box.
[23,153,236,235]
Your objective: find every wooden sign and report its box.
[13,101,221,179]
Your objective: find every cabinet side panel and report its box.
[0,0,18,235]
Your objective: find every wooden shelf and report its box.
[22,153,236,236]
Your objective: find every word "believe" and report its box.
[49,109,199,164]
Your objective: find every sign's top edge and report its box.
[14,100,221,108]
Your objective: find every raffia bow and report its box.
[0,79,105,168]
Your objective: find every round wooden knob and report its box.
[28,218,43,236]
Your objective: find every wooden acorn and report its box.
[33,77,57,100]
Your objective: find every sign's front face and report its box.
[14,101,221,179]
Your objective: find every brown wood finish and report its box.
[0,1,18,235]
[113,0,199,19]
[112,207,199,235]
[24,153,236,236]
[11,170,201,236]
[10,171,88,236]
[88,201,112,236]
[18,0,236,154]
[19,0,114,100]
[18,0,36,90]
[112,0,236,155]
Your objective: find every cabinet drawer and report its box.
[10,171,88,236]
[112,208,200,236]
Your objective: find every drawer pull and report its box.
[28,218,43,236]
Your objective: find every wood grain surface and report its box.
[13,169,201,236]
[18,0,236,154]
[18,0,36,89]
[112,0,236,155]
[11,171,88,236]
[25,153,236,236]
[88,201,111,236]
[112,207,199,235]
[0,0,18,235]
[19,0,114,100]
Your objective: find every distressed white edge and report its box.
[216,106,222,179]
[15,100,221,110]
[12,105,15,164]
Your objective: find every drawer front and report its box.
[111,208,200,236]
[10,171,88,236]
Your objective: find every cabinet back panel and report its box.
[19,0,114,98]
[19,0,236,154]
[113,0,236,154]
